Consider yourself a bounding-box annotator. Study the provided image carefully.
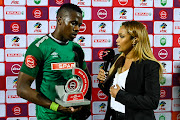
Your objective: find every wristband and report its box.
[50,102,59,112]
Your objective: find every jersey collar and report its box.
[49,33,69,45]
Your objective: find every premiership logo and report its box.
[99,22,106,32]
[140,0,147,6]
[119,9,127,19]
[77,36,85,46]
[97,9,107,19]
[99,103,106,112]
[158,49,168,59]
[13,78,18,88]
[11,0,20,4]
[12,36,20,46]
[159,101,166,110]
[33,8,42,18]
[11,23,20,32]
[160,23,167,33]
[77,0,85,5]
[159,10,167,19]
[118,0,128,5]
[34,22,42,32]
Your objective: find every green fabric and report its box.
[20,34,87,119]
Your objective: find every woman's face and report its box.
[116,25,133,54]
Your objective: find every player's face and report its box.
[60,11,82,41]
[116,25,133,54]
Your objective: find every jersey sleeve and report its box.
[20,40,44,78]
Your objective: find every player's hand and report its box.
[57,105,77,114]
[97,69,107,83]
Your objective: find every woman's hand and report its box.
[110,84,121,98]
[97,69,107,83]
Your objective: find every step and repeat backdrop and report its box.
[0,0,180,120]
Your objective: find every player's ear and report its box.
[57,17,62,25]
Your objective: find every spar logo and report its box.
[11,0,20,4]
[97,9,107,19]
[159,10,168,19]
[99,103,106,112]
[158,49,168,59]
[160,23,167,33]
[11,64,21,74]
[99,22,106,32]
[135,12,152,16]
[140,0,147,6]
[79,23,86,32]
[12,36,20,47]
[94,39,110,43]
[118,0,128,5]
[160,37,166,46]
[34,0,41,4]
[119,9,127,19]
[12,105,22,115]
[55,0,64,5]
[159,114,165,120]
[34,22,42,32]
[11,23,20,32]
[159,101,166,110]
[33,8,42,18]
[6,11,24,15]
[77,36,85,46]
[98,90,107,99]
[98,50,109,59]
[51,62,76,70]
[77,0,85,5]
[160,88,166,98]
[13,78,18,88]
[161,0,167,6]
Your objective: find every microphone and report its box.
[102,48,115,72]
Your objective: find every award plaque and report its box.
[55,67,90,107]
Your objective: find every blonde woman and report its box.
[97,21,163,120]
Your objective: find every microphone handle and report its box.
[103,61,110,72]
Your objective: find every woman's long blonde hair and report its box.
[109,21,164,79]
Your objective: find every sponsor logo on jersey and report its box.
[12,105,22,115]
[158,49,168,59]
[11,64,21,74]
[118,0,128,5]
[159,10,168,19]
[99,103,106,112]
[97,9,107,19]
[11,0,20,4]
[77,0,85,5]
[34,0,41,4]
[11,23,20,32]
[160,88,167,98]
[159,101,166,110]
[33,8,42,18]
[55,0,63,5]
[161,0,167,6]
[79,23,86,32]
[25,55,37,68]
[34,22,42,32]
[140,0,147,6]
[77,36,85,46]
[119,9,127,19]
[11,36,20,47]
[51,62,76,70]
[98,22,106,32]
[98,90,107,99]
[160,23,167,33]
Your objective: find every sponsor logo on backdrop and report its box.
[94,0,110,2]
[99,63,103,69]
[55,0,63,5]
[98,90,107,99]
[179,37,180,45]
[34,0,41,4]
[6,11,24,15]
[11,0,20,4]
[12,105,22,115]
[119,9,127,19]
[140,0,147,6]
[135,11,151,16]
[33,8,42,18]
[98,22,106,32]
[77,36,85,46]
[160,37,166,46]
[159,114,166,120]
[11,23,20,32]
[77,0,85,5]
[34,22,42,32]
[158,49,168,59]
[159,101,166,110]
[12,36,20,47]
[97,9,107,19]
[161,0,167,6]
[160,23,167,33]
[7,53,24,57]
[98,50,104,59]
[159,10,168,19]
[162,62,166,68]
[94,39,110,43]
[160,76,166,85]
[13,78,18,88]
[160,88,167,98]
[79,23,86,32]
[11,64,21,74]
[118,0,128,5]
[99,103,106,112]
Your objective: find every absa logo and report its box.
[11,23,20,32]
[160,89,166,98]
[158,49,168,59]
[159,10,168,19]
[97,9,107,19]
[11,64,21,74]
[33,8,42,18]
[12,105,22,115]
